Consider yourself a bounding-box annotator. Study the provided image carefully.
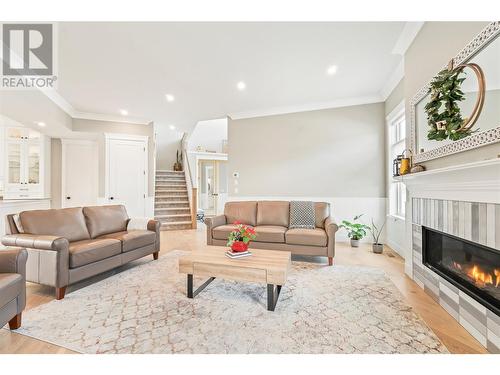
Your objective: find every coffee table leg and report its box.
[187,274,215,298]
[267,284,282,311]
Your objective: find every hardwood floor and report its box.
[0,225,489,354]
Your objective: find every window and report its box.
[388,107,406,218]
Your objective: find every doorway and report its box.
[105,134,148,217]
[198,159,228,216]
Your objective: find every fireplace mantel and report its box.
[396,158,500,203]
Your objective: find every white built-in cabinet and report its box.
[3,126,51,200]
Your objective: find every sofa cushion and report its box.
[254,225,287,243]
[256,201,290,227]
[99,230,156,252]
[285,228,328,247]
[83,205,129,238]
[19,207,90,242]
[0,273,22,308]
[314,202,330,229]
[69,238,122,268]
[212,224,254,241]
[224,201,257,226]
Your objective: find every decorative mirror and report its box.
[411,22,500,163]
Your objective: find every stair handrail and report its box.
[181,133,197,229]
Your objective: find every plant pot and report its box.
[231,241,249,253]
[173,162,183,172]
[350,239,360,247]
[372,243,384,254]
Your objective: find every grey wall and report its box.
[228,102,386,197]
[385,79,404,116]
[155,125,183,171]
[404,22,498,170]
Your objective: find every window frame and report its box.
[386,101,407,220]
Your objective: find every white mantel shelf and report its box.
[395,158,500,182]
[398,158,500,204]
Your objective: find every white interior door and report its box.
[108,137,147,217]
[62,140,98,208]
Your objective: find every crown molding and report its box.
[228,94,383,120]
[380,60,404,101]
[39,88,150,125]
[392,22,424,55]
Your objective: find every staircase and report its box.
[154,170,192,230]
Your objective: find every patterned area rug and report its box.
[12,250,448,353]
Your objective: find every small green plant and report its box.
[368,218,386,245]
[339,214,370,241]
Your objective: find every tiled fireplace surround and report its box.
[406,160,500,353]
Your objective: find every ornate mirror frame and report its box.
[410,21,500,163]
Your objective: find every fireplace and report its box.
[422,227,500,316]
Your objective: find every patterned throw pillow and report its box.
[289,201,316,229]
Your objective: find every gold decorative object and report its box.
[452,61,486,134]
[399,149,413,175]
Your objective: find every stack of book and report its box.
[225,250,252,259]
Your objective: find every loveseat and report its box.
[0,247,27,329]
[2,205,160,299]
[205,201,338,265]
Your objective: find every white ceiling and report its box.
[56,22,408,132]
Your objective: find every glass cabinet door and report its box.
[27,143,40,184]
[7,142,22,184]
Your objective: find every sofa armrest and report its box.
[2,234,69,252]
[205,215,226,228]
[147,219,161,251]
[0,247,28,275]
[2,234,69,288]
[204,215,226,245]
[324,216,339,258]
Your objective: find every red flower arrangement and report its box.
[227,221,256,252]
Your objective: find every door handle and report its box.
[66,196,71,200]
[109,197,114,200]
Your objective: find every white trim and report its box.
[392,22,424,55]
[60,139,98,208]
[104,133,149,142]
[39,88,151,125]
[72,110,150,125]
[380,60,404,101]
[228,94,382,120]
[385,100,405,123]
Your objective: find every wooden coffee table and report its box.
[178,247,291,311]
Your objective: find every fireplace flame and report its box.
[452,262,499,288]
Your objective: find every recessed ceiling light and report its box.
[237,81,246,91]
[36,121,46,127]
[165,94,175,102]
[169,125,176,130]
[119,109,128,116]
[327,65,338,76]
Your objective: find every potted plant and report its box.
[173,150,183,171]
[368,218,386,254]
[339,214,370,247]
[227,221,256,252]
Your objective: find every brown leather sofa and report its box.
[205,201,338,265]
[2,205,160,300]
[0,247,27,330]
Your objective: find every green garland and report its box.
[424,66,473,141]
